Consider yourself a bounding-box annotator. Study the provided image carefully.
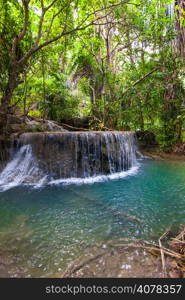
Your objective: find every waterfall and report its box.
[0,132,139,191]
[0,145,48,191]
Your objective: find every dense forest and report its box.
[0,0,185,151]
[1,1,185,281]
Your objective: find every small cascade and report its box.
[0,145,47,191]
[0,132,139,190]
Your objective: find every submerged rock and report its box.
[53,243,162,278]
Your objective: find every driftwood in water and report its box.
[62,252,107,278]
[158,231,170,277]
[70,188,143,224]
[61,226,185,278]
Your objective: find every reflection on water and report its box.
[0,160,185,277]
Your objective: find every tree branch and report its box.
[46,2,68,40]
[17,0,30,42]
[34,4,46,47]
[17,1,137,65]
[45,0,59,12]
[11,0,30,63]
[76,34,104,73]
[78,0,136,26]
[119,67,160,99]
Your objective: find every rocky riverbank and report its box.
[50,226,185,278]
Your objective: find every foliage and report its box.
[0,0,185,150]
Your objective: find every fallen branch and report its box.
[62,252,107,278]
[159,231,170,277]
[70,189,143,224]
[60,226,185,278]
[110,242,185,260]
[114,211,143,224]
[174,227,185,241]
[61,123,90,131]
[171,238,185,245]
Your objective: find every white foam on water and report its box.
[48,164,139,186]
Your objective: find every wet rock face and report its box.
[15,131,137,178]
[0,139,11,172]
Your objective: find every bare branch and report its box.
[92,21,117,25]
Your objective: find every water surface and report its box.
[0,159,185,277]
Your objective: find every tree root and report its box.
[61,252,107,278]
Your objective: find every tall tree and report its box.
[0,0,129,134]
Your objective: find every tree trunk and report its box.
[0,68,18,134]
[161,0,185,150]
[174,0,185,59]
[162,70,179,150]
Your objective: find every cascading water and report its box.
[0,145,48,191]
[0,132,139,191]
